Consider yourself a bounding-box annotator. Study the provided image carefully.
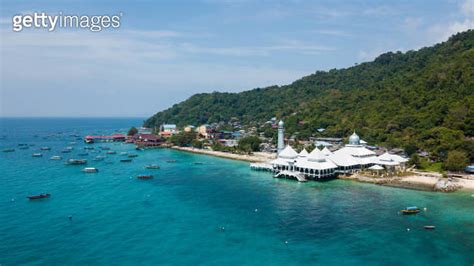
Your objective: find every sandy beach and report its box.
[171,146,276,163]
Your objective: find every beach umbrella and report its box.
[368,164,384,176]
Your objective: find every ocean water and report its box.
[0,118,473,265]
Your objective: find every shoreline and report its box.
[169,146,474,192]
[170,146,276,163]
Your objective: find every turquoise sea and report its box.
[0,118,473,265]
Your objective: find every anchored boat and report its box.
[137,175,153,180]
[401,206,420,214]
[145,164,160,169]
[66,159,87,165]
[27,193,50,200]
[82,167,99,173]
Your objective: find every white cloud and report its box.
[461,0,474,17]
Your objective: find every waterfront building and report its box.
[159,124,178,137]
[270,124,408,180]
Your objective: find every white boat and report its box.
[50,156,62,160]
[32,153,43,157]
[82,167,99,173]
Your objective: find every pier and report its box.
[274,170,307,182]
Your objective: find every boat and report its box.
[50,156,62,160]
[40,147,51,151]
[106,151,117,155]
[120,159,132,162]
[61,149,71,153]
[194,162,204,165]
[145,164,160,169]
[32,153,43,157]
[19,146,29,150]
[93,156,106,161]
[119,152,128,156]
[128,154,138,158]
[27,193,50,200]
[78,153,89,156]
[82,167,99,173]
[424,225,436,230]
[2,148,15,152]
[84,147,95,150]
[65,146,74,150]
[66,159,87,165]
[401,206,420,214]
[100,146,110,150]
[137,175,153,180]
[166,160,177,163]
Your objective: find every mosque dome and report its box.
[348,132,360,145]
[278,120,284,127]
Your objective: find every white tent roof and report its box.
[279,145,298,159]
[321,147,332,156]
[334,146,376,157]
[298,149,309,157]
[369,164,384,170]
[327,152,360,167]
[270,158,291,166]
[308,148,326,162]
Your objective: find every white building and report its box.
[270,124,408,181]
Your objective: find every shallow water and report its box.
[0,118,473,265]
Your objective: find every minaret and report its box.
[277,120,284,154]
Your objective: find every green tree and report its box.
[128,127,138,136]
[237,136,262,152]
[444,150,469,172]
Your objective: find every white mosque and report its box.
[270,120,408,180]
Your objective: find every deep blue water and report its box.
[0,118,473,265]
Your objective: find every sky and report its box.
[0,0,473,117]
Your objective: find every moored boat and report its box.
[137,175,153,180]
[78,153,89,156]
[61,149,71,153]
[166,160,177,163]
[145,164,160,169]
[401,206,420,214]
[128,154,138,158]
[27,193,50,200]
[40,147,51,151]
[120,159,132,162]
[93,156,106,161]
[100,146,110,150]
[106,151,117,155]
[32,153,43,157]
[50,156,62,160]
[424,225,436,230]
[82,167,99,173]
[119,152,128,156]
[2,148,15,152]
[66,159,87,165]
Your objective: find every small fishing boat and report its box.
[82,167,99,173]
[50,156,62,160]
[66,159,87,165]
[137,175,153,180]
[145,164,160,169]
[401,206,420,215]
[32,153,43,157]
[2,148,15,152]
[166,160,177,163]
[120,159,132,162]
[27,193,50,200]
[128,154,138,158]
[424,225,436,230]
[106,151,117,155]
[40,147,51,151]
[93,156,106,161]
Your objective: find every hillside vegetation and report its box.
[145,30,474,162]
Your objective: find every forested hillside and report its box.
[145,30,474,161]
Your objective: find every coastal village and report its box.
[78,118,474,192]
